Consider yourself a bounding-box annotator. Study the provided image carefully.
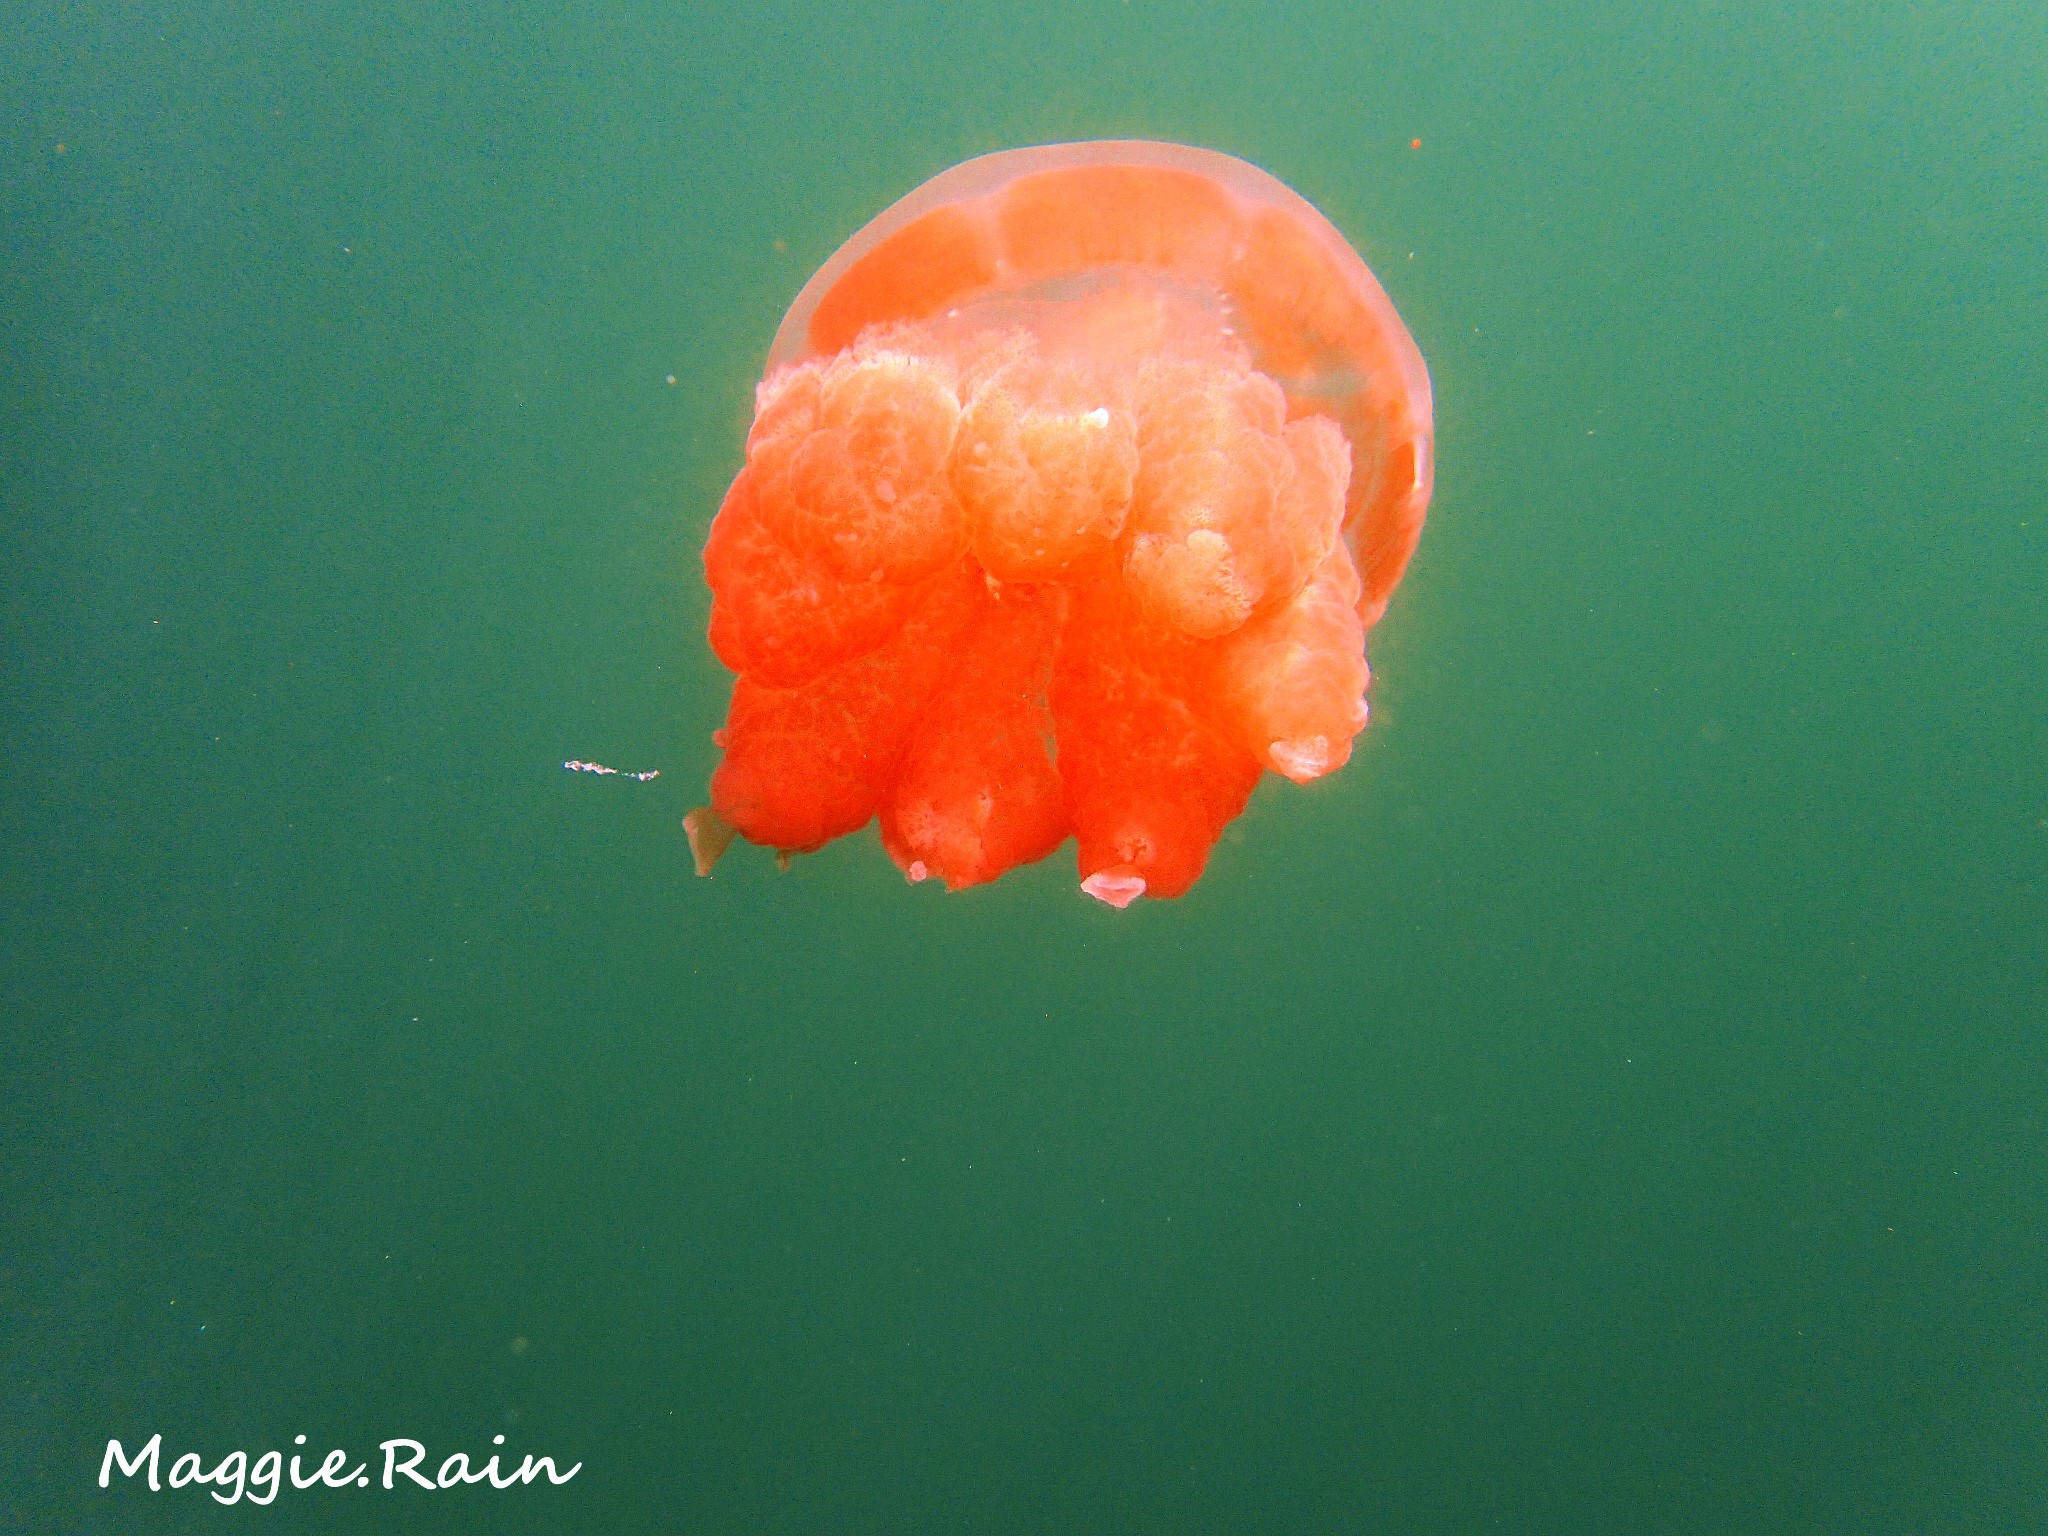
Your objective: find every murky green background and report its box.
[5,0,2044,1530]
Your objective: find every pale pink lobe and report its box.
[1081,868,1147,908]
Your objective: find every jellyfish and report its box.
[684,141,1433,906]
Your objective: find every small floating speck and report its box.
[566,759,659,781]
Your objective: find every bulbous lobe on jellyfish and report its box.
[775,348,965,585]
[686,141,1435,905]
[949,357,1139,583]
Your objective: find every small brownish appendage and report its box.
[683,807,737,876]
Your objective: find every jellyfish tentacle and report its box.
[880,581,1068,890]
[708,559,980,854]
[1207,540,1370,783]
[1052,578,1261,903]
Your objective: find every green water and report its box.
[5,0,2044,1530]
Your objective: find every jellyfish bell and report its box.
[685,141,1434,904]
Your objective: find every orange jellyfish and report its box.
[685,141,1433,906]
